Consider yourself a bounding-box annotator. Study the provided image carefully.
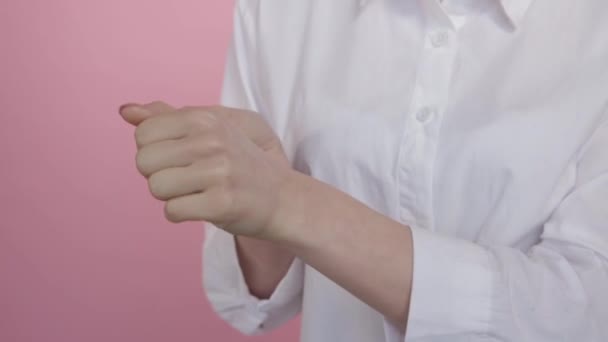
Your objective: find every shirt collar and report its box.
[359,0,534,32]
[498,0,534,30]
[439,0,535,31]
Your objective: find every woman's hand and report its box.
[118,100,294,239]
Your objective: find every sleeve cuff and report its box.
[203,223,303,335]
[382,226,499,341]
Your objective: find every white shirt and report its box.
[202,0,608,341]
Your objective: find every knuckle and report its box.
[134,125,147,147]
[189,110,219,130]
[180,105,199,112]
[191,133,226,156]
[147,173,166,200]
[151,100,169,107]
[207,135,226,153]
[183,137,204,159]
[207,104,224,113]
[164,200,181,223]
[182,135,226,161]
[135,149,150,176]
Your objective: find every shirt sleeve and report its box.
[383,118,608,341]
[202,222,304,335]
[201,0,305,335]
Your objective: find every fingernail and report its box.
[119,102,141,114]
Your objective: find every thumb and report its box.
[118,103,150,126]
[118,101,176,126]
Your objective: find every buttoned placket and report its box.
[396,0,460,232]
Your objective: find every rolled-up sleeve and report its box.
[384,119,608,341]
[201,0,304,335]
[202,222,304,335]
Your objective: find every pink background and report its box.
[0,1,299,341]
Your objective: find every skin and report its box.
[119,101,414,334]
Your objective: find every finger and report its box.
[136,136,223,177]
[147,160,224,201]
[134,110,192,149]
[119,100,176,126]
[119,103,150,126]
[136,139,184,177]
[164,187,228,223]
[140,100,176,116]
[134,106,221,149]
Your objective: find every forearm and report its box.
[235,235,296,299]
[266,170,414,333]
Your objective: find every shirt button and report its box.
[415,107,436,123]
[430,30,449,48]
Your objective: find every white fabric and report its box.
[202,0,608,341]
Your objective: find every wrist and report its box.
[264,169,312,244]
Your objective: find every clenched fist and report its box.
[118,101,294,238]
